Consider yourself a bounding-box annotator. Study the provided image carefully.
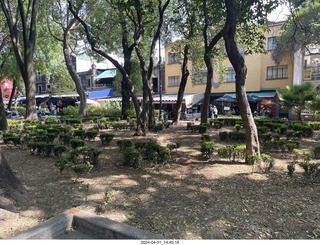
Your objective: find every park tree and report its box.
[46,0,87,116]
[68,0,146,135]
[0,0,40,120]
[0,12,22,131]
[133,0,170,125]
[272,0,320,64]
[223,0,278,161]
[277,82,316,120]
[0,20,25,206]
[68,0,140,120]
[199,0,226,124]
[69,0,170,135]
[84,0,135,120]
[168,0,200,124]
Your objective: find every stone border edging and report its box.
[9,209,167,240]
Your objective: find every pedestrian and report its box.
[209,105,214,119]
[213,105,218,119]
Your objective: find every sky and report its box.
[268,3,291,22]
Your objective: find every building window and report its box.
[35,71,41,82]
[168,76,180,86]
[268,37,277,50]
[267,65,288,79]
[226,68,236,82]
[37,85,42,93]
[221,67,236,82]
[168,53,180,64]
[192,70,207,84]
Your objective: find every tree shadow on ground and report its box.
[1,124,320,239]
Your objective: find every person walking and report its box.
[213,105,218,119]
[209,105,214,119]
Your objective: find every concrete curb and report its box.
[9,209,167,240]
[10,212,74,239]
[73,211,166,239]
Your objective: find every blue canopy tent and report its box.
[88,89,115,99]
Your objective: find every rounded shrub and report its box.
[201,141,216,158]
[70,138,86,149]
[100,133,114,146]
[313,145,320,159]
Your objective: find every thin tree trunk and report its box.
[199,0,224,124]
[13,91,19,107]
[135,45,152,131]
[7,80,16,111]
[24,56,38,120]
[121,26,133,121]
[0,88,8,131]
[63,34,87,116]
[133,0,170,126]
[201,51,213,124]
[148,92,155,124]
[172,44,190,124]
[223,0,260,160]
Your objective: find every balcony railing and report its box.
[304,66,320,81]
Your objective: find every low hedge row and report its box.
[186,123,208,134]
[263,140,301,152]
[219,131,246,142]
[27,142,67,157]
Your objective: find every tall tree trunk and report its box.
[199,0,224,124]
[223,0,260,160]
[121,46,133,120]
[13,91,19,107]
[1,0,39,121]
[0,88,8,131]
[0,151,22,191]
[63,33,87,116]
[172,44,190,124]
[0,150,27,207]
[7,80,16,111]
[121,78,131,120]
[201,51,213,124]
[148,92,155,124]
[24,54,38,120]
[135,45,152,131]
[297,109,302,121]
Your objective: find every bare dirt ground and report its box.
[1,122,320,240]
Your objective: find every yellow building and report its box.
[164,21,293,117]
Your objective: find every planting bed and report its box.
[1,120,320,239]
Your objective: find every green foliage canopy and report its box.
[277,82,317,119]
[272,1,320,64]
